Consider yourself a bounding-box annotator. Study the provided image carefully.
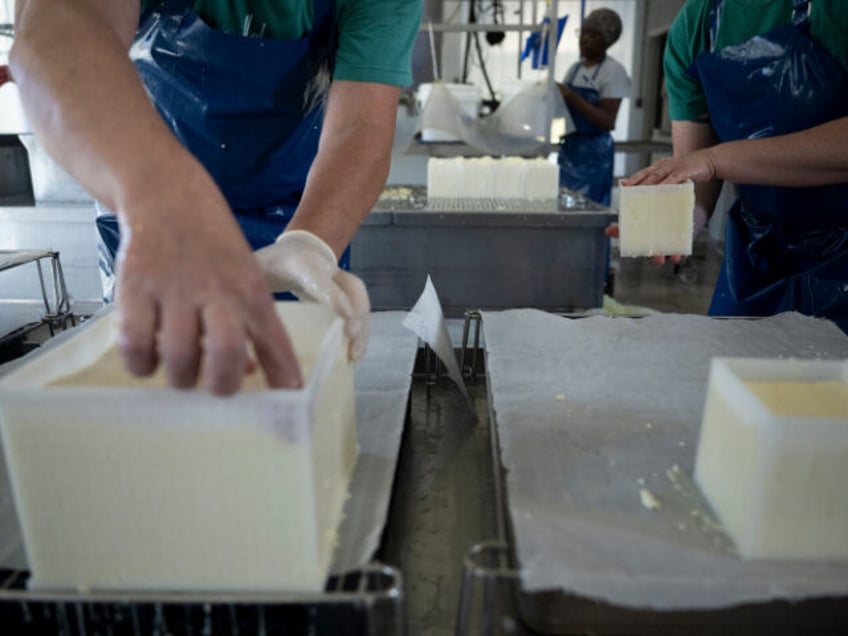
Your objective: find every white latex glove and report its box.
[255,230,370,361]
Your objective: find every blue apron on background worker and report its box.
[556,8,631,207]
[693,0,848,331]
[557,62,615,206]
[96,0,348,300]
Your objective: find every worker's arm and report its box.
[11,0,301,394]
[558,83,621,131]
[288,80,399,256]
[670,120,723,234]
[623,116,848,188]
[256,80,399,360]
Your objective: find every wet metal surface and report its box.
[380,376,498,636]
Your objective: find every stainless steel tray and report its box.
[455,312,848,636]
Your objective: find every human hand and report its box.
[114,186,302,395]
[255,230,370,361]
[620,149,717,187]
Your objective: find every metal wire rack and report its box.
[0,562,404,635]
[427,198,558,213]
[0,249,76,336]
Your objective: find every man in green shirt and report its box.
[621,0,848,331]
[10,0,421,393]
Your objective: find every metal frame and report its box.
[456,310,520,635]
[0,249,75,337]
[0,562,405,635]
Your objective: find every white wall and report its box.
[0,0,12,62]
[440,2,637,140]
[434,1,639,179]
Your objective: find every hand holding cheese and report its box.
[256,230,370,361]
[613,144,719,263]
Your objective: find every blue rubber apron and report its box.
[692,0,848,332]
[96,0,348,301]
[557,58,615,206]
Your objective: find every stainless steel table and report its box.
[352,188,616,318]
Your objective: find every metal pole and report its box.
[517,0,524,79]
[546,0,559,145]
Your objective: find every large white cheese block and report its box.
[492,156,527,199]
[619,181,695,257]
[525,158,559,201]
[694,357,848,560]
[0,302,357,592]
[427,156,558,201]
[426,156,465,199]
[463,157,496,199]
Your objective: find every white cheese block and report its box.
[694,357,848,560]
[426,157,466,199]
[463,157,496,198]
[525,158,559,201]
[619,181,695,257]
[0,302,357,592]
[427,156,559,201]
[492,156,527,199]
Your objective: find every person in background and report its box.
[620,0,848,333]
[10,0,421,394]
[557,7,631,207]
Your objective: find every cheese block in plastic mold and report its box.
[0,301,357,592]
[695,357,848,560]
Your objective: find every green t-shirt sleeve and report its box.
[664,0,711,122]
[333,0,422,87]
[664,0,848,123]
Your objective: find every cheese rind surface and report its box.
[0,302,357,592]
[619,181,695,257]
[694,358,848,560]
[427,156,558,201]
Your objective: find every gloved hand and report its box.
[255,230,370,361]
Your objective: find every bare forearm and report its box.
[290,124,390,257]
[671,121,723,223]
[288,82,397,257]
[709,116,848,187]
[11,0,205,213]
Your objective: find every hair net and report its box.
[582,8,622,47]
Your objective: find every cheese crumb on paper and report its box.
[639,488,661,511]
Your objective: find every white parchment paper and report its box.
[482,310,848,610]
[0,311,419,577]
[402,275,470,401]
[331,311,419,572]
